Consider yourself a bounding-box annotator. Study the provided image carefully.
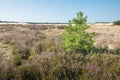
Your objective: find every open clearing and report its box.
[87,25,120,49]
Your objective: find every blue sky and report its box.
[0,0,120,23]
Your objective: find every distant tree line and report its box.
[113,20,120,25]
[26,22,68,24]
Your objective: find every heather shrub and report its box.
[52,64,82,80]
[20,66,42,80]
[0,61,14,80]
[12,47,23,66]
[13,47,31,59]
[57,25,66,29]
[2,38,11,44]
[35,42,46,54]
[45,39,62,53]
[35,38,64,54]
[29,53,83,80]
[80,53,120,80]
[42,54,77,79]
[91,47,120,54]
[1,52,120,80]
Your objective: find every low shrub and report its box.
[1,53,120,80]
[91,47,120,54]
[35,42,46,54]
[52,65,82,80]
[35,39,64,54]
[13,47,31,59]
[20,66,42,80]
[0,61,14,80]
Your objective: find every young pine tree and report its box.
[62,12,94,54]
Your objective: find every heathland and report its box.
[0,13,120,80]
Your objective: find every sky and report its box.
[0,0,120,23]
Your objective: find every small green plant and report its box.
[62,12,94,54]
[28,51,36,60]
[13,47,31,59]
[113,20,120,25]
[35,42,46,54]
[13,54,22,66]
